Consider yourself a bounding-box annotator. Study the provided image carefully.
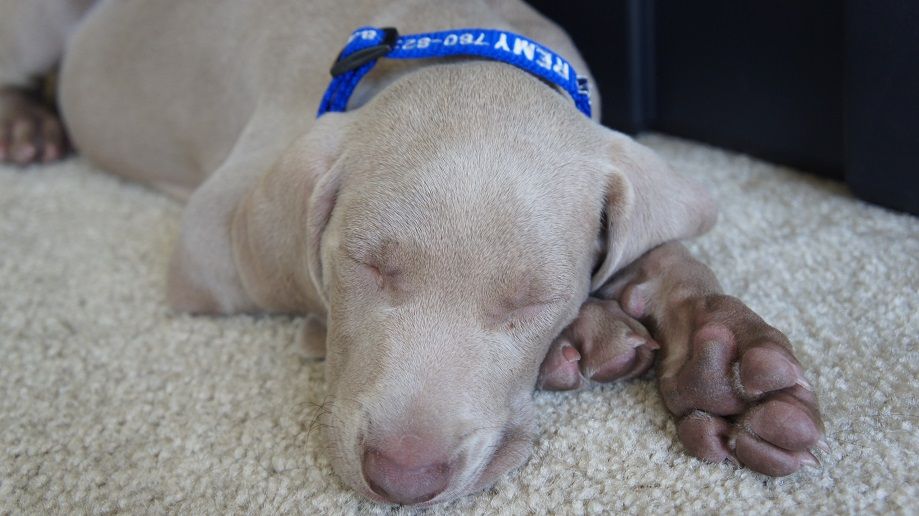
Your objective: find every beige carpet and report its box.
[1,134,916,514]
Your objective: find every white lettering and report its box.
[553,57,570,80]
[513,38,536,60]
[494,33,510,52]
[534,48,552,70]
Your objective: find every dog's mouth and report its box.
[432,426,536,506]
[466,425,535,494]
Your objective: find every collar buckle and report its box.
[329,27,399,76]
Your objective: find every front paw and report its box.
[538,298,658,391]
[656,295,826,476]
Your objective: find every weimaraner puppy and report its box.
[0,0,825,506]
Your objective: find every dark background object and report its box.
[526,0,918,215]
[528,0,654,134]
[845,0,919,215]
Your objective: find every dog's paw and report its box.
[538,298,658,391]
[648,294,826,476]
[0,87,69,165]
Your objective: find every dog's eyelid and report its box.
[512,297,563,312]
[342,252,406,296]
[511,289,571,308]
[527,295,569,312]
[343,250,391,271]
[537,293,572,305]
[488,294,568,325]
[364,260,402,278]
[343,252,375,272]
[341,240,405,273]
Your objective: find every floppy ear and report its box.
[229,112,352,314]
[591,129,718,290]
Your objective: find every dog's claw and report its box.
[800,451,821,469]
[561,342,581,363]
[796,377,813,391]
[814,438,830,454]
[537,339,584,391]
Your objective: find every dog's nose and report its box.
[362,434,451,505]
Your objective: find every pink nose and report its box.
[362,435,451,505]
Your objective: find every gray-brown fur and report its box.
[0,0,825,505]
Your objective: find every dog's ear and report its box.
[591,129,718,290]
[167,113,352,315]
[229,112,353,313]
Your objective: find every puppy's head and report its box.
[231,64,715,505]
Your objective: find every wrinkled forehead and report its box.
[328,124,608,285]
[337,159,582,254]
[340,140,599,222]
[338,185,551,266]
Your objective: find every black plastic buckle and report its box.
[330,27,399,77]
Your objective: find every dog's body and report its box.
[0,0,826,506]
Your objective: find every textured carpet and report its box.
[1,134,916,514]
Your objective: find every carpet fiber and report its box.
[1,135,916,514]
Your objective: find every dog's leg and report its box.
[0,0,95,164]
[591,242,825,475]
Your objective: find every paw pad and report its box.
[661,296,825,476]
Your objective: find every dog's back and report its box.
[48,0,589,192]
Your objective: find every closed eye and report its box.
[363,262,385,290]
[345,253,403,292]
[488,296,569,330]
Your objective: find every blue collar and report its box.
[317,27,592,118]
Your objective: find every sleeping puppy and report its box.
[0,0,825,506]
